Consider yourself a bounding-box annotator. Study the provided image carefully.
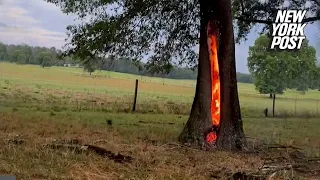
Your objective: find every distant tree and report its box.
[84,64,95,75]
[0,42,7,60]
[236,73,253,84]
[11,49,25,64]
[20,44,33,64]
[16,52,27,64]
[248,35,287,97]
[288,40,318,93]
[248,35,318,97]
[308,67,320,90]
[83,58,98,75]
[38,51,53,68]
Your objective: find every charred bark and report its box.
[179,0,246,150]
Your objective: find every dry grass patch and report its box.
[0,112,268,179]
[0,112,319,179]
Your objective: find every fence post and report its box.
[272,94,276,117]
[132,79,139,112]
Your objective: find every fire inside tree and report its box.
[179,0,246,150]
[206,21,220,144]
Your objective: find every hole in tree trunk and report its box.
[178,0,246,150]
[205,21,221,145]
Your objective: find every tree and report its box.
[178,0,246,150]
[38,51,53,68]
[0,42,7,61]
[248,35,318,96]
[19,44,33,64]
[308,67,320,90]
[83,59,97,75]
[248,35,289,96]
[236,73,253,84]
[289,40,318,93]
[11,49,25,64]
[46,0,320,150]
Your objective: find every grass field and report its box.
[1,62,320,117]
[1,62,320,179]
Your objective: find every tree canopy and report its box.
[248,35,319,94]
[45,0,320,74]
[38,51,54,68]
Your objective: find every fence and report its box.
[1,76,320,118]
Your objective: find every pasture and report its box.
[0,62,320,179]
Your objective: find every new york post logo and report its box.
[270,10,307,50]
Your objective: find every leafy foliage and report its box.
[46,0,200,73]
[38,52,54,67]
[248,35,319,94]
[45,0,320,74]
[83,62,96,75]
[0,42,60,65]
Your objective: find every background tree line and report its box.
[0,41,254,83]
[0,42,63,67]
[1,39,318,93]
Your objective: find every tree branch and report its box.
[235,16,272,24]
[302,16,320,23]
[310,0,320,7]
[240,0,246,15]
[235,16,320,24]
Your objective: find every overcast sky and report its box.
[0,0,319,73]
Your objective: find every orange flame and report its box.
[206,23,221,144]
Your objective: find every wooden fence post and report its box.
[132,79,139,112]
[272,94,276,117]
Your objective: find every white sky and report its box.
[0,0,319,73]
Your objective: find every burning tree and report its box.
[179,0,245,150]
[46,0,320,150]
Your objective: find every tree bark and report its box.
[178,3,213,147]
[179,0,246,150]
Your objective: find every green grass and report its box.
[1,62,320,117]
[1,62,320,179]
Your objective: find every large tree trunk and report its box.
[179,0,246,150]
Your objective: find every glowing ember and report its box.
[206,22,221,144]
[206,132,217,143]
